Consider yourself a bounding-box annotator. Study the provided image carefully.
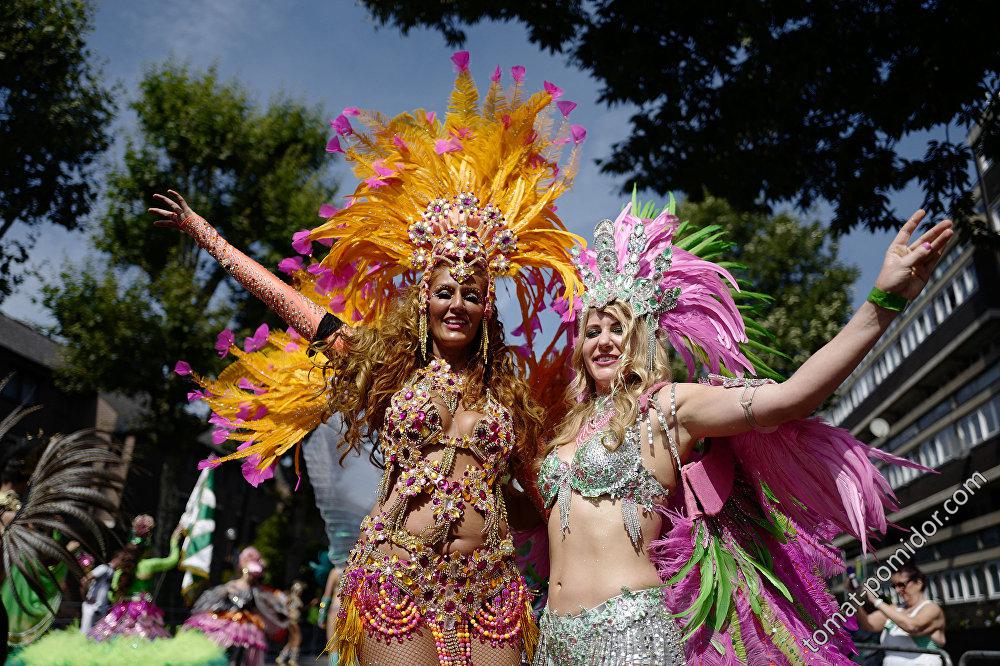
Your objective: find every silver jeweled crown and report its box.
[572,217,681,319]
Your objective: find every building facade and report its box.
[826,124,1000,655]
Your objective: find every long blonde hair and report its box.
[547,301,671,454]
[319,285,545,482]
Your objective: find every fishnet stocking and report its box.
[358,627,439,666]
[356,627,525,666]
[468,636,523,666]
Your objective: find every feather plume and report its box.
[0,385,121,617]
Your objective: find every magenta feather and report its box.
[724,418,930,552]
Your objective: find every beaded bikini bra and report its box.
[537,385,681,549]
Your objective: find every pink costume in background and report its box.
[88,516,179,641]
[184,547,288,666]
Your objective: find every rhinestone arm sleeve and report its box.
[181,212,325,339]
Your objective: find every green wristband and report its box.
[867,287,908,312]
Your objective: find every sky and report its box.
[6,0,940,330]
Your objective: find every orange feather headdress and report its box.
[183,52,587,479]
[307,50,585,327]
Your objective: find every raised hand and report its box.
[149,189,195,231]
[874,210,954,301]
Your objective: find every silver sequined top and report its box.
[537,385,681,549]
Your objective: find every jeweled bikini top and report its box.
[370,358,515,551]
[537,384,681,549]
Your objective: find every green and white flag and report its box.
[179,466,215,596]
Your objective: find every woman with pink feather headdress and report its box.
[532,197,952,665]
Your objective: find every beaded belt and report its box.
[334,542,537,666]
[213,610,265,630]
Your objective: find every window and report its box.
[918,435,949,469]
[986,561,1000,599]
[0,373,37,405]
[938,566,984,603]
[956,398,1000,451]
[978,151,993,174]
[926,574,943,604]
[937,534,979,558]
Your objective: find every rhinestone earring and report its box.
[418,283,429,361]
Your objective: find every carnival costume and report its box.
[0,376,118,661]
[177,52,585,666]
[87,515,180,641]
[532,199,928,665]
[276,580,305,666]
[0,492,67,651]
[184,547,288,666]
[78,553,113,634]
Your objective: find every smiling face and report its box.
[426,267,488,362]
[581,309,625,394]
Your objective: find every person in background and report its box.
[88,516,186,641]
[77,552,112,634]
[855,563,946,665]
[184,546,288,666]
[276,580,305,666]
[317,564,342,666]
[0,449,70,650]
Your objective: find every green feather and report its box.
[674,224,722,250]
[712,540,734,632]
[734,561,763,616]
[666,522,706,585]
[747,555,794,602]
[681,550,717,638]
[745,338,790,358]
[674,529,716,620]
[685,232,729,258]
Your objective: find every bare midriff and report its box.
[367,445,508,558]
[540,409,684,614]
[546,493,665,613]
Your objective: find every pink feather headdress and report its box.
[572,200,754,376]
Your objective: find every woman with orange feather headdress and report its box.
[149,52,585,666]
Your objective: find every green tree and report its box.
[0,0,114,299]
[41,63,336,532]
[362,0,998,233]
[678,196,859,379]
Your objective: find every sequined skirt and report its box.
[533,586,685,666]
[86,593,171,642]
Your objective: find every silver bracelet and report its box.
[739,382,764,430]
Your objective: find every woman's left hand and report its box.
[875,210,954,301]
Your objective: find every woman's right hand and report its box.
[149,189,196,232]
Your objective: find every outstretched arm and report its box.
[677,210,953,439]
[150,190,326,340]
[135,526,184,580]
